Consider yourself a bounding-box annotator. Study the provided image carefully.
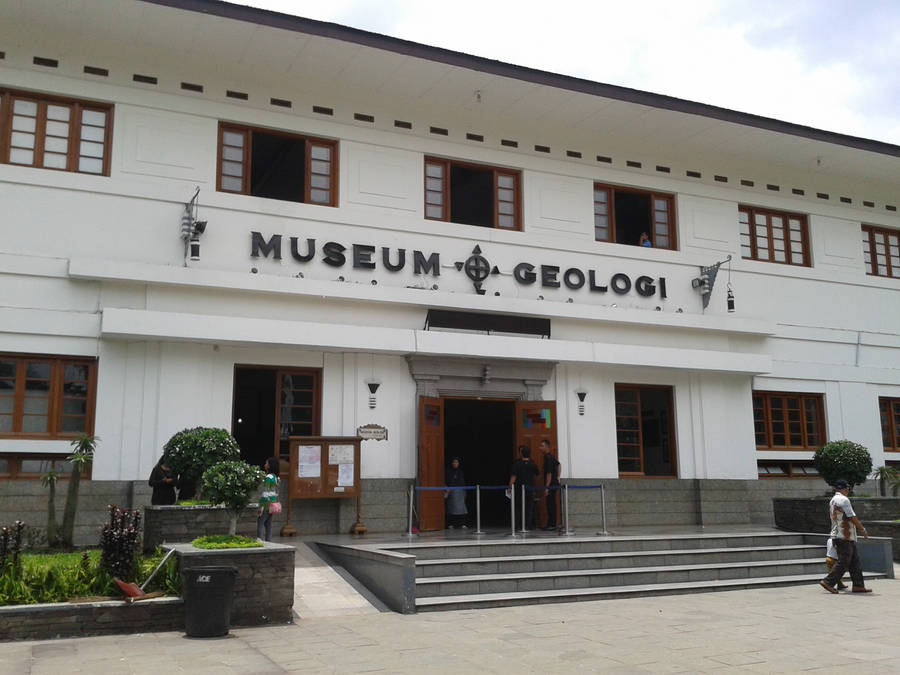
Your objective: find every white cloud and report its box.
[242,0,900,144]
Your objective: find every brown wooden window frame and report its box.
[862,224,900,278]
[614,384,677,477]
[757,461,820,479]
[0,353,98,440]
[753,391,825,450]
[593,183,677,250]
[424,156,522,231]
[0,454,91,480]
[880,397,900,452]
[739,205,811,267]
[0,88,113,176]
[217,122,338,207]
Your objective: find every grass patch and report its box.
[175,499,211,506]
[0,549,180,606]
[191,535,262,549]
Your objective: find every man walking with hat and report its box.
[819,479,872,594]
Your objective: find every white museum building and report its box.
[0,0,898,532]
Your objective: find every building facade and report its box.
[1,0,898,535]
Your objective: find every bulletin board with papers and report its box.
[288,436,361,499]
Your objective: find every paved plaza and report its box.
[0,540,897,674]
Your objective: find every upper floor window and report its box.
[0,354,97,439]
[862,225,900,278]
[0,89,111,175]
[881,397,900,452]
[593,183,676,250]
[217,123,337,206]
[739,205,810,266]
[753,391,824,450]
[424,157,520,230]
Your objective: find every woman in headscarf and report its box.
[444,456,468,529]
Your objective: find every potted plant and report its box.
[162,427,241,500]
[199,460,264,536]
[812,440,872,494]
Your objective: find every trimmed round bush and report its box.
[812,440,872,491]
[200,460,264,534]
[163,427,241,483]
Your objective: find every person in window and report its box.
[510,445,539,531]
[444,456,468,529]
[639,232,652,247]
[148,457,177,505]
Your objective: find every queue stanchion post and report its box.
[406,484,415,537]
[520,484,527,534]
[563,484,574,536]
[509,484,517,537]
[475,484,484,535]
[599,482,609,536]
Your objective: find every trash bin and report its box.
[181,565,238,638]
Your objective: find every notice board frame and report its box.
[288,436,361,500]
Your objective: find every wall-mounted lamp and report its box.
[693,255,732,312]
[181,187,208,265]
[575,389,588,416]
[366,380,381,409]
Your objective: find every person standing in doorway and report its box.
[541,440,561,530]
[444,456,468,529]
[819,479,871,594]
[510,445,539,531]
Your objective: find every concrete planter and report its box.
[167,542,296,626]
[0,597,184,642]
[773,497,900,533]
[143,504,260,553]
[0,542,295,642]
[866,521,900,562]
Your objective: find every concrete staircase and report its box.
[388,532,887,612]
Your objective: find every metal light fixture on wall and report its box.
[692,254,732,312]
[181,186,208,264]
[575,389,588,416]
[366,380,381,409]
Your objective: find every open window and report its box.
[425,157,520,230]
[594,183,676,249]
[218,123,337,206]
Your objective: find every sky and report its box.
[238,0,900,147]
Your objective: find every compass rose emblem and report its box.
[454,245,500,295]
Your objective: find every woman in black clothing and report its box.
[149,457,178,505]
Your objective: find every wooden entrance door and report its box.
[514,401,558,528]
[417,396,445,531]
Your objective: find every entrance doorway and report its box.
[417,397,558,531]
[444,399,515,527]
[232,366,321,472]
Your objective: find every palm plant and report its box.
[39,471,60,548]
[873,465,899,497]
[60,434,97,548]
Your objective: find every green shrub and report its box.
[192,535,262,549]
[163,427,241,483]
[98,506,141,582]
[0,550,114,605]
[812,440,873,491]
[200,460,264,535]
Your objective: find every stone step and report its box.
[415,544,823,577]
[391,533,809,560]
[415,558,827,598]
[415,572,887,611]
